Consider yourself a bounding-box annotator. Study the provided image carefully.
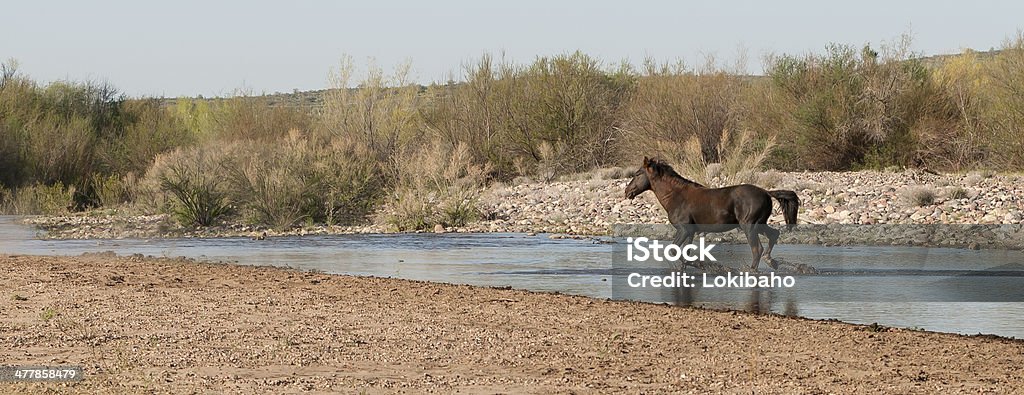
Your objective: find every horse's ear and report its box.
[642,156,650,167]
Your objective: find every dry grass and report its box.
[945,186,969,200]
[385,140,489,230]
[900,186,938,207]
[649,128,777,187]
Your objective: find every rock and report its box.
[434,224,446,233]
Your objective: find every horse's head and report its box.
[624,157,653,199]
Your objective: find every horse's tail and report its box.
[768,190,800,230]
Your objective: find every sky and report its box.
[2,0,1022,98]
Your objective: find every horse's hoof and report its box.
[767,258,779,270]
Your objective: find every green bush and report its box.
[151,148,232,226]
[105,99,194,176]
[0,62,126,193]
[983,34,1024,168]
[766,37,929,170]
[0,182,76,215]
[421,52,632,179]
[175,94,312,143]
[222,132,381,229]
[90,174,129,208]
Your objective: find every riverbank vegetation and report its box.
[2,33,1024,230]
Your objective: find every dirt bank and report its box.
[1,254,1022,393]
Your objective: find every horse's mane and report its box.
[648,159,705,188]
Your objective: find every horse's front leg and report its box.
[671,225,697,270]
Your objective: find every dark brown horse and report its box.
[624,157,800,271]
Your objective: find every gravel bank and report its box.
[20,170,1024,247]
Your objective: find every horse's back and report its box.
[720,184,773,223]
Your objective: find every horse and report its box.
[624,157,800,271]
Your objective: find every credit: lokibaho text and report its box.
[626,271,797,288]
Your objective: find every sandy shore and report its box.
[1,254,1022,393]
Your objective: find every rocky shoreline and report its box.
[18,169,1024,248]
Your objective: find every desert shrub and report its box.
[420,55,513,178]
[221,131,380,229]
[623,57,745,165]
[711,129,777,186]
[0,60,194,207]
[505,52,631,173]
[0,187,8,214]
[422,52,631,179]
[983,34,1024,168]
[534,141,565,183]
[209,95,312,142]
[105,99,194,175]
[766,36,930,170]
[736,169,783,189]
[900,186,937,207]
[0,66,127,195]
[148,147,232,226]
[946,186,969,200]
[0,182,76,215]
[91,174,135,208]
[386,141,488,230]
[319,56,421,181]
[620,56,781,186]
[975,168,995,178]
[962,173,984,186]
[914,50,990,170]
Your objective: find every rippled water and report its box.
[2,216,1022,338]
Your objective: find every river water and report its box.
[2,216,1021,338]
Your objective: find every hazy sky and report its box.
[2,0,1021,97]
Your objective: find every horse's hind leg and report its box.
[741,224,764,271]
[761,225,780,270]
